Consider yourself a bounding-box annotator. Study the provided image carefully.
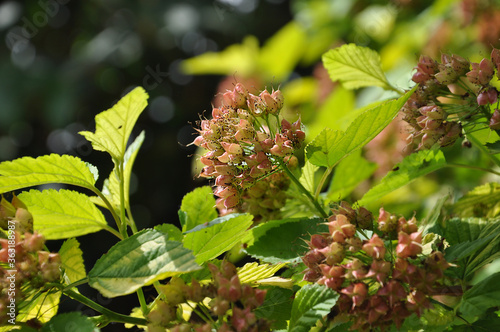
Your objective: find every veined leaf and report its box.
[183,214,253,264]
[460,272,500,317]
[245,218,327,263]
[299,160,319,194]
[453,182,500,218]
[238,262,287,284]
[322,43,392,90]
[328,149,377,201]
[19,189,108,240]
[17,290,61,325]
[289,284,339,332]
[306,89,413,168]
[79,87,148,162]
[358,149,446,205]
[254,287,294,330]
[101,131,145,208]
[89,229,200,298]
[0,154,98,194]
[179,186,218,232]
[59,238,86,284]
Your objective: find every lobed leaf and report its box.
[460,272,500,317]
[89,229,201,298]
[0,154,98,194]
[322,43,392,90]
[183,213,253,264]
[289,284,339,332]
[79,87,148,162]
[19,189,108,240]
[154,223,183,242]
[59,238,87,284]
[237,262,287,285]
[179,186,218,232]
[17,290,61,325]
[358,149,446,205]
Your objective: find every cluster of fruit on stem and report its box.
[192,83,305,222]
[147,261,271,332]
[302,202,452,331]
[0,197,61,325]
[402,49,500,152]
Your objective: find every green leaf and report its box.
[299,160,319,194]
[154,223,183,242]
[19,189,108,240]
[183,213,253,264]
[453,182,500,218]
[357,149,446,205]
[245,218,327,263]
[89,229,200,298]
[101,131,145,209]
[306,89,414,168]
[41,312,99,332]
[179,186,218,232]
[327,149,377,200]
[79,87,148,162]
[254,287,294,330]
[289,284,339,332]
[438,217,500,278]
[460,272,500,317]
[0,154,98,194]
[306,128,344,167]
[322,43,392,90]
[59,238,86,284]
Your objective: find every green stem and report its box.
[136,288,149,316]
[279,159,328,218]
[315,166,334,200]
[117,163,129,238]
[446,163,500,177]
[62,278,88,290]
[63,288,148,326]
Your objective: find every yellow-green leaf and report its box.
[79,87,148,162]
[0,154,98,194]
[19,189,108,240]
[322,43,392,90]
[60,238,86,284]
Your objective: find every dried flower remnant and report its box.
[401,49,500,153]
[301,204,452,331]
[193,83,305,221]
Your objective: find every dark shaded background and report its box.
[0,0,291,328]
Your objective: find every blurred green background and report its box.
[2,0,500,330]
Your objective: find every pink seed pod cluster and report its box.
[0,231,61,325]
[302,206,452,331]
[192,83,305,220]
[147,261,270,332]
[402,49,500,153]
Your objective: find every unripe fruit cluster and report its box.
[193,83,305,221]
[302,205,451,331]
[402,50,500,153]
[147,261,271,332]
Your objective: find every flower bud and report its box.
[490,109,500,130]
